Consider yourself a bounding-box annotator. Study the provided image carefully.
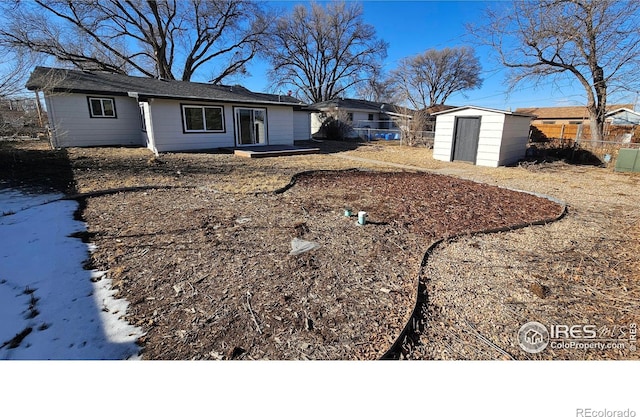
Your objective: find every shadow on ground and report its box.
[295,138,363,154]
[0,140,76,193]
[526,142,605,166]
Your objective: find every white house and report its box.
[308,98,412,138]
[25,66,312,154]
[604,108,640,126]
[432,106,533,167]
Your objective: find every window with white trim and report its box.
[88,97,117,118]
[182,104,225,133]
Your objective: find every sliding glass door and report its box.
[235,108,267,146]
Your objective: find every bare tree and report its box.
[469,0,640,142]
[390,47,482,109]
[387,103,435,147]
[0,0,271,83]
[355,68,398,104]
[264,1,388,103]
[0,48,38,98]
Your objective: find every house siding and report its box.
[350,111,377,128]
[607,109,640,125]
[42,90,298,152]
[293,111,311,140]
[46,94,143,148]
[310,108,398,136]
[147,99,234,152]
[147,100,294,152]
[265,106,294,146]
[311,112,323,136]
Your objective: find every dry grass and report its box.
[340,141,448,170]
[373,148,639,359]
[67,143,395,194]
[255,139,639,360]
[2,138,638,360]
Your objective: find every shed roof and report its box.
[515,104,633,120]
[432,105,533,117]
[25,66,307,107]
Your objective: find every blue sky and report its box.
[237,0,638,110]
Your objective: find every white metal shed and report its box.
[432,106,533,167]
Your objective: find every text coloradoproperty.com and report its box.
[551,341,627,350]
[576,409,636,417]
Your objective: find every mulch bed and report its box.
[81,170,563,360]
[3,140,637,360]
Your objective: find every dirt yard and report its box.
[1,139,638,360]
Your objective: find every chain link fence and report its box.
[353,128,435,148]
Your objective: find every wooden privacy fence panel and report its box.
[532,123,639,142]
[532,124,581,140]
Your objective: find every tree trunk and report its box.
[587,109,602,144]
[589,65,606,143]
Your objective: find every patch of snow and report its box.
[0,187,62,215]
[0,188,143,359]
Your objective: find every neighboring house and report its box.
[421,104,457,130]
[308,98,413,137]
[432,105,533,167]
[515,104,634,125]
[25,66,312,154]
[604,108,640,143]
[605,108,640,126]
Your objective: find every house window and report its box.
[347,112,353,122]
[368,113,374,121]
[569,121,582,125]
[542,121,555,124]
[181,104,225,133]
[88,97,116,118]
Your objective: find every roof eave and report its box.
[133,92,303,107]
[36,88,303,106]
[433,105,534,118]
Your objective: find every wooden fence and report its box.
[531,123,639,143]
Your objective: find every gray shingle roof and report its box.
[308,98,413,115]
[26,66,306,107]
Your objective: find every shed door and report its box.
[452,116,481,163]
